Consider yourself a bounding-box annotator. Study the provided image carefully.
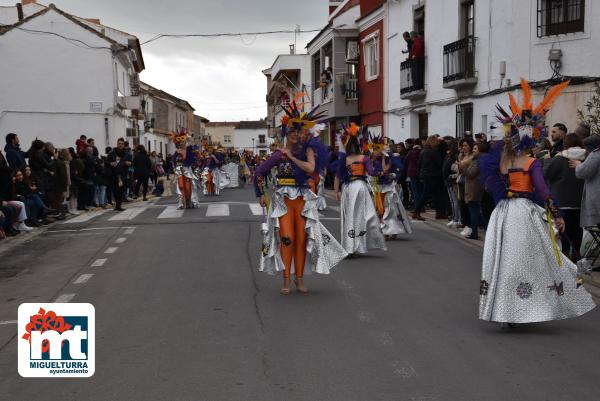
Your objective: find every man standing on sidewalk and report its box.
[4,133,27,171]
[107,138,131,211]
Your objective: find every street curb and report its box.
[0,194,154,257]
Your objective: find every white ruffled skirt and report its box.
[260,187,348,275]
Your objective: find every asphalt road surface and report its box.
[0,186,598,401]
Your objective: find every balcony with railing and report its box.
[443,36,477,89]
[313,84,333,107]
[400,59,426,100]
[337,72,358,101]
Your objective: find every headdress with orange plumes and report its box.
[495,78,570,151]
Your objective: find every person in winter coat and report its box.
[570,137,600,230]
[460,142,487,240]
[415,136,445,220]
[4,133,27,171]
[405,139,422,216]
[133,145,152,201]
[443,140,461,227]
[545,133,586,257]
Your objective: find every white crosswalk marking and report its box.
[158,205,185,219]
[74,274,94,284]
[206,204,230,217]
[248,203,263,216]
[329,205,341,212]
[62,209,108,224]
[108,207,147,221]
[54,294,75,303]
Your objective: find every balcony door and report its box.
[461,0,475,78]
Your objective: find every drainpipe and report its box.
[16,3,23,21]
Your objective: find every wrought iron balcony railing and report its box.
[443,36,477,87]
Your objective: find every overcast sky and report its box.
[10,0,329,122]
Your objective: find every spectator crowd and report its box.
[0,133,171,240]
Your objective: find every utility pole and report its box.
[294,25,300,54]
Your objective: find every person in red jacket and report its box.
[409,31,425,90]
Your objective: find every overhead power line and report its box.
[140,28,323,45]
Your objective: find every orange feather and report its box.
[534,80,570,115]
[520,78,533,110]
[508,93,522,116]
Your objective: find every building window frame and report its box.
[537,0,585,37]
[362,31,380,82]
[456,103,473,139]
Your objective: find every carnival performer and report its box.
[255,103,347,294]
[479,79,595,326]
[370,134,413,240]
[171,128,200,209]
[306,124,328,211]
[334,124,387,256]
[202,148,228,196]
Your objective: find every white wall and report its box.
[386,0,599,141]
[0,9,134,151]
[233,128,271,151]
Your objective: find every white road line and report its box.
[61,209,108,224]
[157,205,185,219]
[54,294,75,303]
[124,227,136,235]
[74,274,94,284]
[91,258,107,267]
[206,204,230,217]
[115,237,127,244]
[104,247,118,254]
[108,207,147,221]
[0,320,17,325]
[248,203,263,216]
[329,205,341,212]
[320,217,340,221]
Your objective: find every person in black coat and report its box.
[544,133,586,258]
[415,136,446,219]
[106,138,132,211]
[133,145,152,201]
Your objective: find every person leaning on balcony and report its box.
[409,31,425,90]
[402,32,412,57]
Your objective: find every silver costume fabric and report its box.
[479,198,596,323]
[340,180,387,254]
[379,183,413,236]
[174,165,200,209]
[260,187,347,275]
[316,174,327,211]
[201,167,230,195]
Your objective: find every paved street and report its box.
[0,186,599,401]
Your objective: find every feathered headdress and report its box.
[279,102,327,140]
[368,131,386,153]
[495,78,570,151]
[170,127,188,147]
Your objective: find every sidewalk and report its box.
[0,189,165,257]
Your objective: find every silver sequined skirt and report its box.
[316,174,327,211]
[479,198,596,323]
[379,183,413,236]
[260,187,348,275]
[340,180,387,254]
[174,166,200,208]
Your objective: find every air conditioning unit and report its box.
[346,41,359,63]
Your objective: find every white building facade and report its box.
[233,121,271,155]
[385,0,600,142]
[263,54,313,139]
[0,3,144,151]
